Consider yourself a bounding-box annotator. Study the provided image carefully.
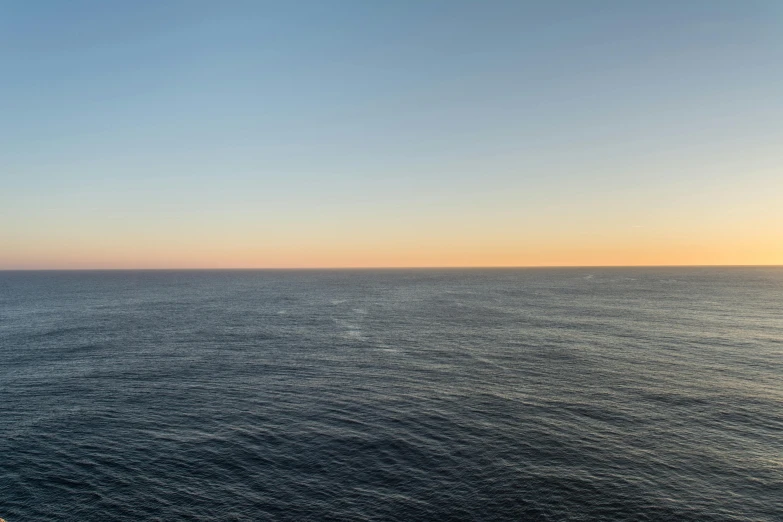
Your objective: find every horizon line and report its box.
[1,264,782,272]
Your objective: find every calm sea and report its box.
[0,268,781,521]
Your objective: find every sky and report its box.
[1,0,782,269]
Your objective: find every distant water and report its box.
[1,268,781,521]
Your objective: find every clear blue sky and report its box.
[2,1,782,268]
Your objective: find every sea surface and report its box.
[0,268,781,521]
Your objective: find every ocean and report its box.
[0,268,780,521]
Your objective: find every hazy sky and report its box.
[2,1,781,268]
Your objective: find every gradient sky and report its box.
[2,1,782,269]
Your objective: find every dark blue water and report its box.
[1,268,781,521]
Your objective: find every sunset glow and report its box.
[2,2,782,269]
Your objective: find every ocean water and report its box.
[0,268,781,521]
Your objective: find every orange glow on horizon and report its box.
[3,239,781,270]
